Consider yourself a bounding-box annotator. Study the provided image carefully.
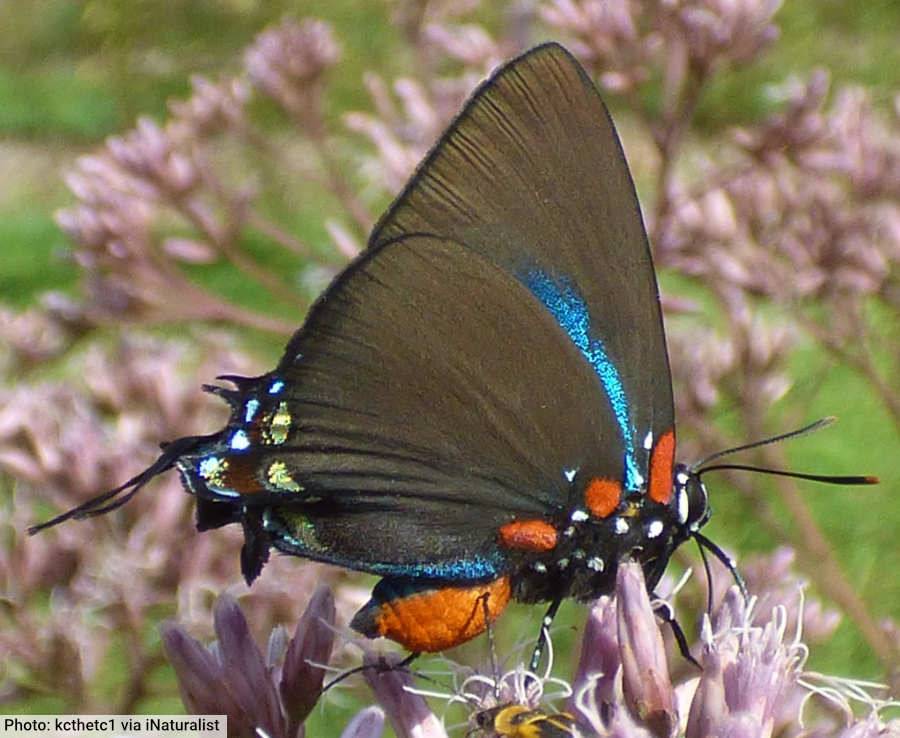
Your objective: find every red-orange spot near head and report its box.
[649,429,676,504]
[585,477,621,518]
[498,519,558,552]
[367,577,511,653]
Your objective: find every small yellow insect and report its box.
[472,703,577,738]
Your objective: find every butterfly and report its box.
[31,43,875,671]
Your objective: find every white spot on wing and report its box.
[614,518,629,535]
[244,399,260,423]
[587,556,604,571]
[198,457,221,477]
[570,509,589,522]
[230,430,250,451]
[644,431,653,450]
[564,468,577,482]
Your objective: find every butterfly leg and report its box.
[693,532,748,598]
[322,650,421,693]
[651,597,700,669]
[477,591,502,697]
[528,597,563,673]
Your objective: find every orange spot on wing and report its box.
[649,429,676,504]
[498,519,558,552]
[585,477,621,518]
[369,577,511,653]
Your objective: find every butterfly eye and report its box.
[685,476,711,533]
[672,463,709,532]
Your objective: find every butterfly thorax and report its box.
[502,463,710,604]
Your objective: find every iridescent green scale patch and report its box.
[263,401,291,445]
[266,459,303,492]
[278,511,322,551]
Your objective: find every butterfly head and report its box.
[672,463,711,540]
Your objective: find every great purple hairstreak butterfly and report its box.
[31,43,876,669]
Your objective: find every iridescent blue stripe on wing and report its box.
[271,526,502,579]
[524,270,641,491]
[369,555,502,579]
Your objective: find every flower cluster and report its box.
[0,335,359,710]
[161,587,337,738]
[160,559,899,737]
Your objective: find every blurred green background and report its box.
[1,0,898,729]
[5,0,900,308]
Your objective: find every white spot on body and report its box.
[563,526,575,537]
[533,562,547,573]
[677,489,689,525]
[572,549,585,559]
[557,557,569,569]
[564,468,577,482]
[677,472,689,485]
[570,509,589,523]
[646,520,665,539]
[587,556,604,572]
[614,518,630,535]
[643,430,653,450]
[268,379,285,395]
[543,615,554,627]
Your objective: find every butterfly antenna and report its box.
[692,417,837,471]
[693,417,878,486]
[27,435,209,535]
[697,464,877,486]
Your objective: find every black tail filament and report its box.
[27,434,211,535]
